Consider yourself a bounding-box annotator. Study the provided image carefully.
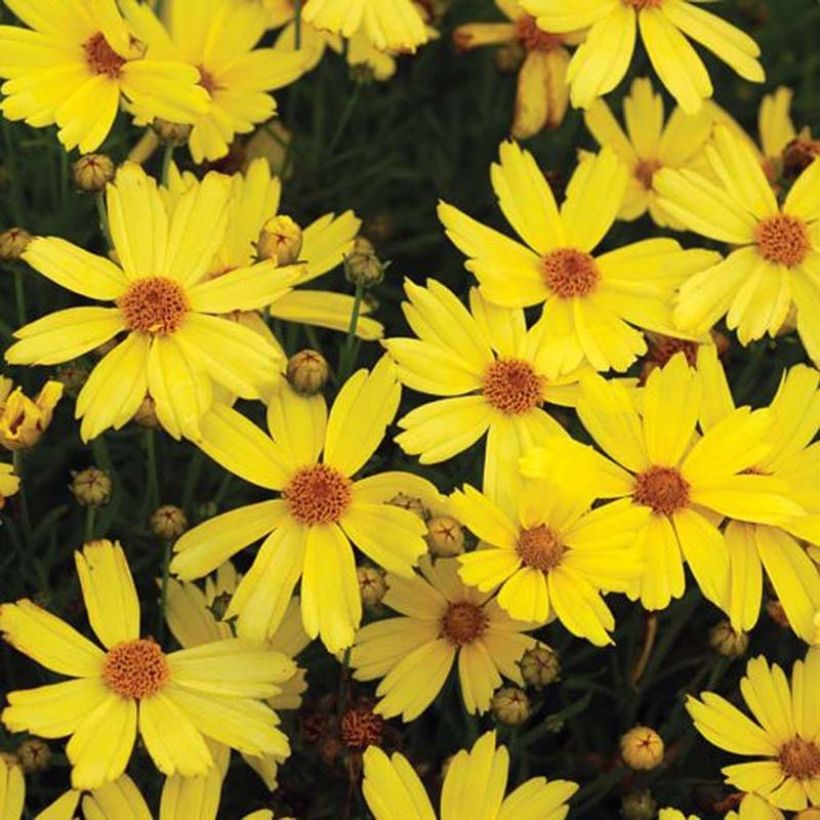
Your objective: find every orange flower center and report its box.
[483,359,544,415]
[623,0,662,9]
[441,601,489,646]
[542,249,600,298]
[84,32,127,78]
[779,737,820,780]
[755,214,810,268]
[634,158,662,190]
[197,65,221,95]
[102,639,170,699]
[634,466,690,516]
[517,525,564,571]
[515,16,563,51]
[117,277,190,335]
[285,464,352,525]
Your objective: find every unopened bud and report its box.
[0,227,32,261]
[620,726,664,771]
[150,505,188,540]
[387,492,428,520]
[134,396,160,429]
[257,215,303,266]
[426,515,464,557]
[17,738,51,773]
[72,154,115,193]
[344,237,384,288]
[358,565,387,608]
[287,349,329,395]
[152,118,193,146]
[70,467,112,508]
[519,644,560,688]
[55,363,89,398]
[709,620,749,658]
[491,686,530,726]
[621,791,657,820]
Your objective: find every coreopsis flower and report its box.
[121,0,308,163]
[0,755,23,819]
[583,77,715,228]
[450,478,647,644]
[524,353,802,612]
[0,540,294,789]
[655,126,820,364]
[686,653,820,811]
[0,377,62,450]
[453,1,584,138]
[519,0,764,114]
[362,730,578,819]
[0,0,208,153]
[171,358,438,653]
[5,163,301,441]
[350,557,538,720]
[438,141,719,377]
[0,463,20,509]
[303,0,429,52]
[696,346,820,644]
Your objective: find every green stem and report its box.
[338,284,364,380]
[327,84,363,156]
[145,428,160,512]
[156,539,172,643]
[161,142,175,187]
[12,450,32,550]
[13,267,26,327]
[294,0,302,49]
[96,192,113,249]
[84,506,96,543]
[337,647,351,716]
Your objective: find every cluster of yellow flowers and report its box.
[0,0,818,818]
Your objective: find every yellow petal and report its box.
[362,746,436,820]
[265,384,327,467]
[187,261,300,313]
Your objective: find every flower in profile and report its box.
[362,730,578,819]
[5,163,302,441]
[0,377,62,450]
[121,0,309,163]
[655,126,820,364]
[350,556,538,720]
[0,0,209,152]
[451,477,647,644]
[0,463,21,510]
[171,358,437,653]
[453,1,584,138]
[520,0,764,114]
[0,540,294,789]
[583,77,716,228]
[687,653,820,811]
[439,141,719,377]
[0,754,23,819]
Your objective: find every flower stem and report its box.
[145,428,160,512]
[12,450,32,551]
[13,267,26,327]
[338,284,363,381]
[95,192,113,249]
[156,539,172,643]
[161,143,175,187]
[294,0,302,49]
[84,506,96,543]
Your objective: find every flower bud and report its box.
[72,153,115,193]
[151,118,193,146]
[426,515,465,557]
[55,363,89,398]
[287,349,329,395]
[17,738,51,773]
[709,620,749,658]
[70,467,112,508]
[387,492,428,520]
[620,726,664,771]
[520,644,560,688]
[0,227,32,261]
[150,505,188,540]
[344,237,384,288]
[491,686,530,726]
[134,396,160,429]
[357,565,387,608]
[621,791,657,820]
[257,215,303,266]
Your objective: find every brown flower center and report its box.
[197,65,221,95]
[514,16,563,51]
[755,214,810,268]
[285,464,352,525]
[84,33,127,78]
[339,706,384,750]
[441,601,489,646]
[103,639,170,699]
[623,0,662,9]
[779,737,820,780]
[117,277,190,335]
[634,466,690,516]
[517,525,565,571]
[634,158,662,190]
[542,249,600,298]
[483,359,544,415]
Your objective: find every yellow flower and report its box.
[0,755,23,820]
[656,126,820,364]
[303,0,429,53]
[0,463,20,510]
[362,730,578,819]
[696,346,820,644]
[524,353,802,613]
[686,653,820,811]
[453,1,584,138]
[5,163,302,442]
[0,540,294,790]
[584,77,715,227]
[121,0,308,163]
[0,377,62,451]
[439,140,719,377]
[171,357,437,653]
[0,0,208,153]
[350,556,537,720]
[520,0,764,114]
[450,477,647,644]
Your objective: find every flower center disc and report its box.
[483,359,543,415]
[779,737,820,780]
[118,277,190,335]
[84,32,127,78]
[103,638,170,699]
[517,524,565,571]
[755,214,810,268]
[634,466,690,516]
[634,158,662,190]
[515,17,563,51]
[441,601,489,646]
[542,249,600,298]
[340,707,384,750]
[285,464,352,525]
